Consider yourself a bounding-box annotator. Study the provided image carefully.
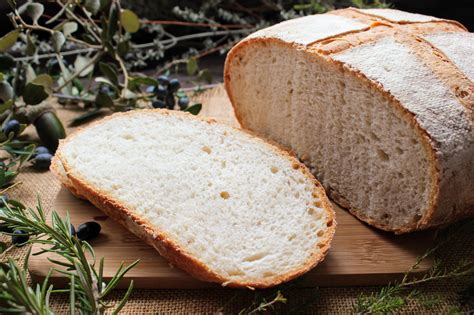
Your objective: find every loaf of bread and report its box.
[51,110,335,288]
[225,8,474,233]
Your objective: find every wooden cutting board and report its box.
[29,85,434,288]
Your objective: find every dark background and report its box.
[1,0,473,34]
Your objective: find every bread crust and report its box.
[52,109,336,288]
[224,9,473,234]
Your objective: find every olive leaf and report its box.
[122,88,137,99]
[96,92,114,107]
[99,62,119,86]
[74,55,95,77]
[26,32,36,56]
[0,241,7,254]
[108,4,119,38]
[26,3,44,25]
[52,31,65,52]
[6,0,16,10]
[25,64,36,83]
[186,58,198,76]
[22,84,48,105]
[120,9,140,33]
[0,99,13,114]
[32,74,54,93]
[197,69,213,84]
[129,77,158,87]
[22,74,53,105]
[57,56,73,95]
[95,76,114,87]
[84,0,100,15]
[184,103,202,115]
[100,0,112,11]
[0,81,14,102]
[0,54,15,71]
[0,168,5,188]
[63,22,78,37]
[69,108,105,126]
[0,30,19,52]
[82,33,97,45]
[117,40,129,57]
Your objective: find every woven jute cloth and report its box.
[2,87,473,314]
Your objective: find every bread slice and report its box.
[224,8,474,233]
[51,109,335,288]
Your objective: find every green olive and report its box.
[33,111,66,153]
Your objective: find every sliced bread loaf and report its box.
[51,109,335,288]
[224,8,474,233]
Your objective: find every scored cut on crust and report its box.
[224,8,474,233]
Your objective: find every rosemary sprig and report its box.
[0,197,139,314]
[353,221,474,314]
[0,248,54,314]
[238,290,287,315]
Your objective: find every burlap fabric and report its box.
[2,88,472,314]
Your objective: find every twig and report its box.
[55,0,102,43]
[116,55,129,92]
[13,48,95,62]
[132,28,254,50]
[54,52,104,92]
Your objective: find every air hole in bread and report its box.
[243,252,267,262]
[376,148,390,161]
[370,132,381,141]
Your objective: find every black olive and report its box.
[157,75,169,86]
[12,230,29,246]
[99,85,113,96]
[178,96,189,109]
[155,85,168,100]
[152,100,166,109]
[34,153,53,170]
[70,223,76,236]
[0,222,13,233]
[34,146,50,157]
[76,221,101,241]
[165,94,175,110]
[168,79,181,93]
[3,119,20,137]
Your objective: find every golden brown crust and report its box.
[224,28,466,234]
[52,109,336,288]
